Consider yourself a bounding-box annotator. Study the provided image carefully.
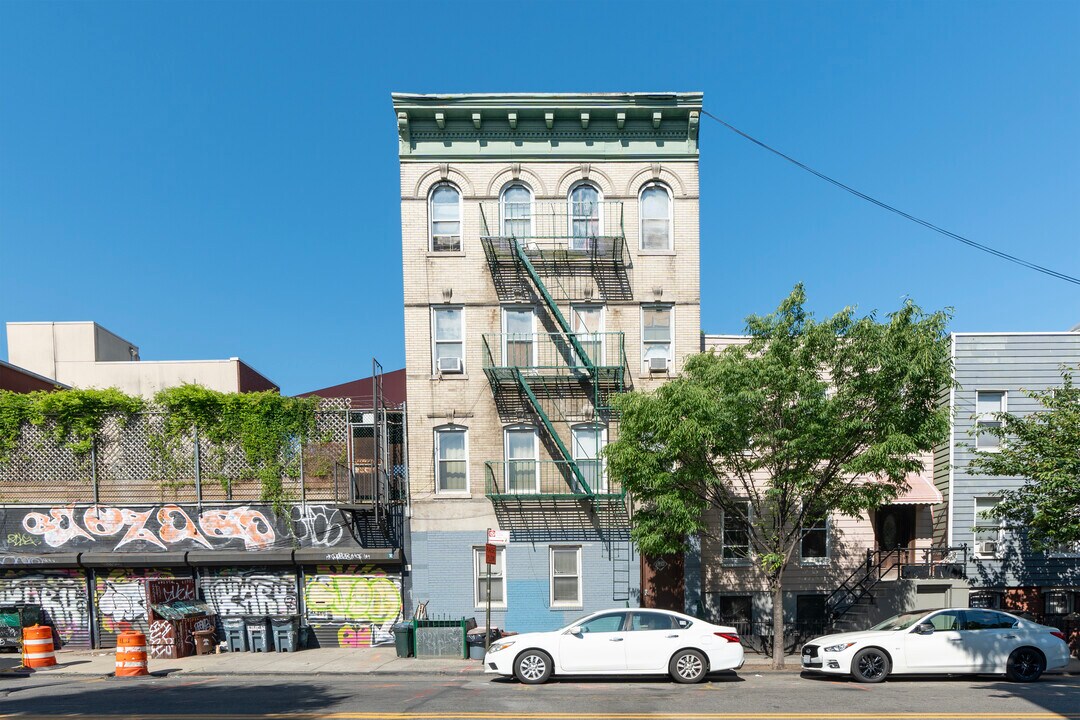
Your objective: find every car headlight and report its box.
[824,642,857,652]
[487,640,516,654]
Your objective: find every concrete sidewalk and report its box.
[2,648,1076,678]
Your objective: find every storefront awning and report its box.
[292,547,401,565]
[887,473,943,505]
[78,552,189,568]
[0,553,82,567]
[185,550,295,566]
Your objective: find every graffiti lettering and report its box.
[303,565,402,648]
[116,509,165,550]
[202,572,296,616]
[0,570,89,647]
[5,533,40,547]
[157,506,212,549]
[22,508,94,547]
[198,507,275,549]
[291,505,344,548]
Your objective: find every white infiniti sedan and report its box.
[484,608,744,684]
[802,607,1071,683]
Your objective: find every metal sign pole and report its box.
[485,560,492,652]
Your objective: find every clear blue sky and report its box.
[2,1,1077,395]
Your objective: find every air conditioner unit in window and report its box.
[437,357,463,374]
[976,540,998,557]
[648,356,669,373]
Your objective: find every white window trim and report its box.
[501,306,537,368]
[433,424,469,496]
[474,545,506,609]
[571,423,607,493]
[973,496,1004,559]
[975,390,1007,452]
[571,304,606,365]
[641,304,675,374]
[504,424,540,494]
[431,305,465,375]
[549,545,582,609]
[799,512,830,566]
[720,501,753,566]
[428,182,463,252]
[500,182,534,238]
[567,181,604,251]
[638,181,673,251]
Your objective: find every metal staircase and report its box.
[825,549,903,627]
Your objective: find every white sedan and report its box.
[802,607,1071,683]
[484,608,744,684]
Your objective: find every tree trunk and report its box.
[771,579,785,669]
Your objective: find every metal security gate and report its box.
[198,567,299,618]
[0,569,91,649]
[302,564,402,648]
[93,568,185,648]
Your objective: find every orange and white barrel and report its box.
[22,625,57,669]
[115,631,149,677]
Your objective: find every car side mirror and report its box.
[913,623,935,636]
[568,626,583,636]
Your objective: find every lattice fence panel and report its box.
[0,423,94,504]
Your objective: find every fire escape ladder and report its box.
[512,240,593,371]
[514,368,591,495]
[826,549,902,625]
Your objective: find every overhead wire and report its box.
[700,109,1080,287]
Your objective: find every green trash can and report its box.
[392,622,413,658]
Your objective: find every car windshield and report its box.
[869,611,929,631]
[561,614,598,631]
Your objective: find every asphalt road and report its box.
[0,671,1077,719]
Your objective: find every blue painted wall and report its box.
[409,531,639,633]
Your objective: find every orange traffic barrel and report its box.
[115,631,149,677]
[22,625,57,669]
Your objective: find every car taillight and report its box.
[1051,631,1067,642]
[715,632,740,643]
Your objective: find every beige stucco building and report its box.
[394,92,702,631]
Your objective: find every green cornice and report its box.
[391,92,703,161]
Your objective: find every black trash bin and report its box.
[392,622,413,658]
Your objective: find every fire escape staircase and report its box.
[825,549,903,628]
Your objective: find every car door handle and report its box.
[947,637,963,642]
[609,637,624,642]
[1002,635,1018,639]
[666,634,680,639]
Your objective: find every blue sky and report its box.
[1,0,1077,395]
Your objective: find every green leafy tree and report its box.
[607,285,952,667]
[969,366,1080,552]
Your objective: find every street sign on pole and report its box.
[487,528,509,545]
[485,543,497,565]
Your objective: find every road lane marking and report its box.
[3,713,1077,720]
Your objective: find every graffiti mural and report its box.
[95,568,177,643]
[0,569,89,647]
[303,564,402,647]
[201,568,297,617]
[291,505,345,548]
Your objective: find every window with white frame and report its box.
[474,546,505,607]
[571,304,605,367]
[642,305,673,372]
[974,496,1003,558]
[504,425,539,494]
[550,546,581,607]
[976,391,1006,451]
[502,307,535,368]
[639,182,672,250]
[432,306,464,373]
[434,426,467,493]
[721,501,752,564]
[501,183,532,238]
[571,424,606,493]
[568,183,601,251]
[800,509,829,564]
[429,183,462,252]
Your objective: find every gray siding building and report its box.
[936,331,1080,616]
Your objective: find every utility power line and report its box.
[701,109,1080,287]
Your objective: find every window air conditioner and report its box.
[648,356,669,373]
[976,540,998,557]
[438,357,463,374]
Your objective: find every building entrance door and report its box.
[876,505,916,573]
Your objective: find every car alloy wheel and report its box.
[669,649,707,684]
[515,650,552,685]
[1006,648,1045,683]
[851,648,891,683]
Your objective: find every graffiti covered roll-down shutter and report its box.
[0,569,91,649]
[303,564,402,648]
[199,567,298,617]
[94,568,181,648]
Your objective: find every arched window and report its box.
[500,183,532,238]
[639,182,672,250]
[429,183,462,252]
[568,183,601,251]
